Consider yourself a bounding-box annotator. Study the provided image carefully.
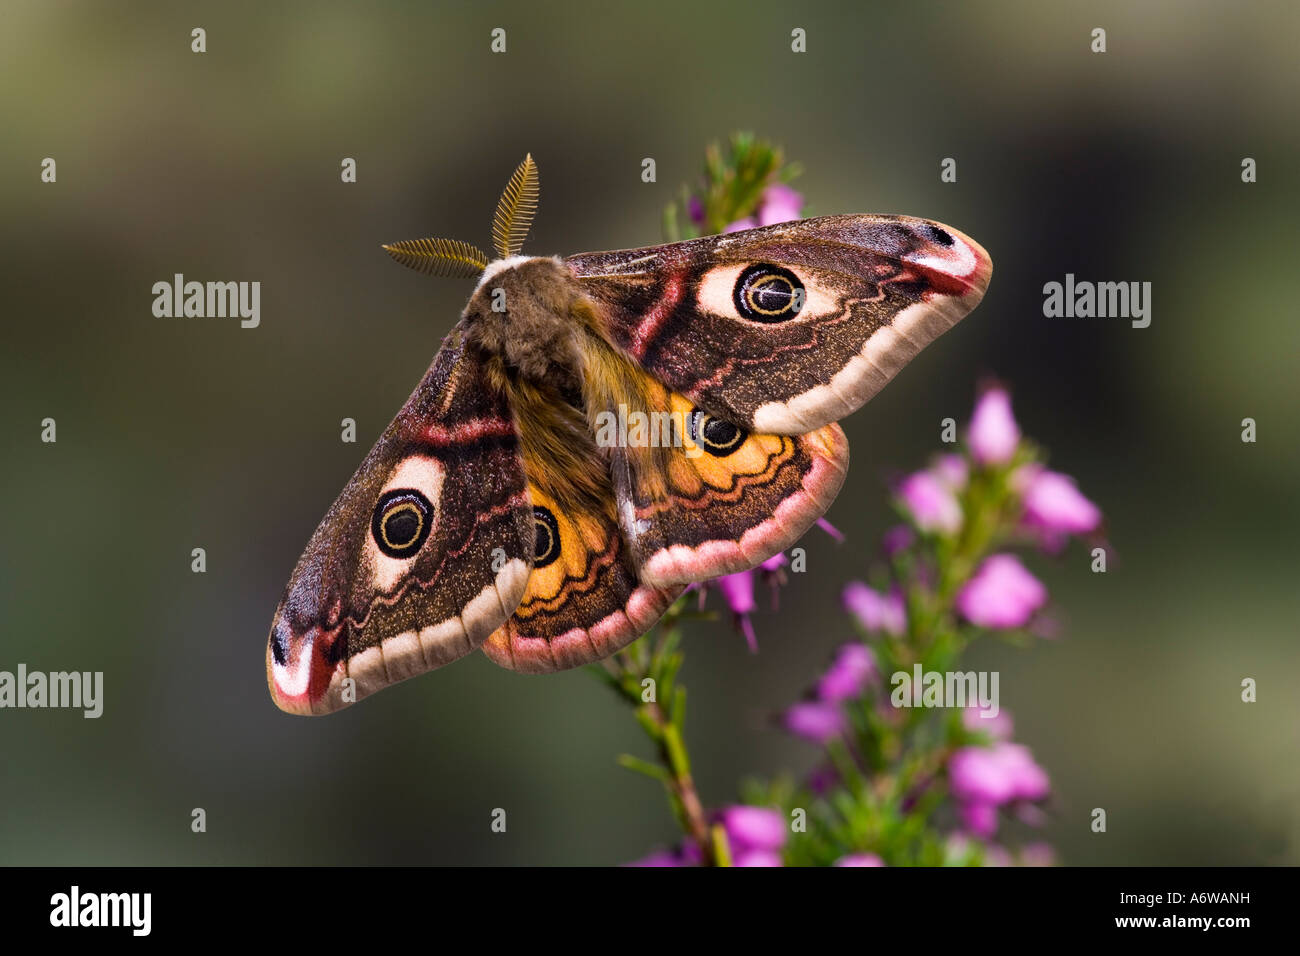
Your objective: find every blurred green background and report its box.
[2,0,1297,865]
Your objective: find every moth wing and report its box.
[566,214,991,434]
[266,325,535,715]
[482,438,683,675]
[603,373,849,587]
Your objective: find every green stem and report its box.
[642,697,715,864]
[602,620,719,866]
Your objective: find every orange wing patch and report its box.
[482,484,681,673]
[611,379,849,587]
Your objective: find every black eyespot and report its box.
[371,489,433,559]
[688,409,747,457]
[733,264,805,323]
[533,506,561,568]
[921,224,954,247]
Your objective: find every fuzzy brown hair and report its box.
[464,258,585,397]
[467,257,670,518]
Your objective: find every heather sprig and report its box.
[662,131,804,242]
[601,137,1101,867]
[755,383,1101,867]
[593,599,733,867]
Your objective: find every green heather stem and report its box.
[650,699,716,863]
[602,618,722,866]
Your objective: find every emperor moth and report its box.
[267,155,992,714]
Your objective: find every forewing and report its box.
[266,326,534,715]
[566,214,991,434]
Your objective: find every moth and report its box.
[267,155,992,715]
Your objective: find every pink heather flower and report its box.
[842,582,906,636]
[956,554,1047,629]
[968,387,1020,466]
[1019,467,1101,536]
[817,643,878,702]
[898,470,962,535]
[688,197,705,224]
[881,524,915,558]
[715,571,756,615]
[949,743,1050,806]
[714,528,835,638]
[1019,843,1056,867]
[932,453,969,491]
[998,744,1051,802]
[983,844,1013,867]
[757,183,804,226]
[724,217,756,233]
[962,704,1015,741]
[784,701,846,744]
[959,801,999,838]
[881,589,907,635]
[720,806,787,852]
[816,516,845,542]
[734,850,784,867]
[835,853,885,867]
[949,747,1014,805]
[714,570,759,651]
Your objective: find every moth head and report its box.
[462,254,586,395]
[380,153,540,280]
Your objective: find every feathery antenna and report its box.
[381,237,491,278]
[382,154,540,279]
[491,153,540,259]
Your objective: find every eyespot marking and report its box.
[533,506,561,568]
[688,409,746,457]
[733,264,805,323]
[371,489,434,559]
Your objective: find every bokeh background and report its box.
[2,0,1297,865]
